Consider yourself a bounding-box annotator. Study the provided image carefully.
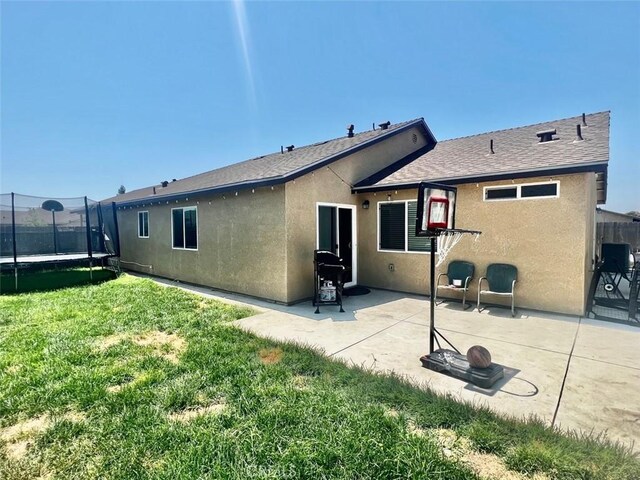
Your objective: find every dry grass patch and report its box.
[168,402,227,423]
[5,364,22,374]
[428,428,549,480]
[1,411,86,461]
[407,419,428,437]
[96,331,186,364]
[95,333,127,351]
[383,407,400,418]
[258,347,283,365]
[132,331,186,364]
[291,374,311,391]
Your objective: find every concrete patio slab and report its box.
[330,319,568,422]
[554,356,640,447]
[139,274,640,450]
[572,318,640,370]
[410,302,580,355]
[235,308,407,355]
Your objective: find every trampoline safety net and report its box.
[0,193,120,264]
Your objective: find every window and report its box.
[137,211,149,238]
[484,181,559,201]
[378,201,431,253]
[172,207,197,249]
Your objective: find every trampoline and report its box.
[1,192,120,291]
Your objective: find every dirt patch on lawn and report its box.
[168,402,227,423]
[258,347,283,365]
[132,331,186,364]
[1,411,86,461]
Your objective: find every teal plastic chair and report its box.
[435,260,475,310]
[477,263,518,317]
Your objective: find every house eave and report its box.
[352,162,609,195]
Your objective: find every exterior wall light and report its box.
[362,200,370,210]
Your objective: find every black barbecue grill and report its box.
[313,250,346,313]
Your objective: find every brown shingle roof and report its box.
[361,111,609,188]
[104,119,426,204]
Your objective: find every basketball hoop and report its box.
[435,228,481,268]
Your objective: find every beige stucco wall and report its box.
[584,173,598,311]
[356,173,596,315]
[118,186,288,302]
[284,126,429,302]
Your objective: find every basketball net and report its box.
[435,229,481,268]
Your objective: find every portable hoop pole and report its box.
[429,236,436,354]
[11,193,18,291]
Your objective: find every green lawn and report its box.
[0,276,637,479]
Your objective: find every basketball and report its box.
[467,345,492,368]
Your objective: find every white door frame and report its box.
[315,202,358,288]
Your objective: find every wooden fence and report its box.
[597,222,640,254]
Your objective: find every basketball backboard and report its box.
[415,182,457,237]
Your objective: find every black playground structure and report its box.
[0,192,120,293]
[586,243,639,326]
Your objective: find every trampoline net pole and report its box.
[84,196,93,259]
[96,202,106,253]
[111,202,121,256]
[11,192,18,291]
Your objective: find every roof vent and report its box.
[536,128,557,143]
[575,124,584,142]
[490,139,495,154]
[347,124,354,138]
[161,180,169,188]
[582,113,587,127]
[286,145,295,152]
[378,121,391,130]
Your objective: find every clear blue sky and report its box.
[2,1,639,212]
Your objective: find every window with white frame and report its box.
[137,211,149,238]
[378,201,431,252]
[172,206,198,249]
[484,181,559,201]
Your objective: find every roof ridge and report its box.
[438,110,610,143]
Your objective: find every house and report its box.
[596,208,640,223]
[104,112,610,316]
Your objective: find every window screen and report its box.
[138,211,149,238]
[184,208,198,249]
[379,203,405,250]
[485,187,517,200]
[172,209,184,248]
[172,207,197,249]
[521,183,557,198]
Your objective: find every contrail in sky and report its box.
[232,0,256,107]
